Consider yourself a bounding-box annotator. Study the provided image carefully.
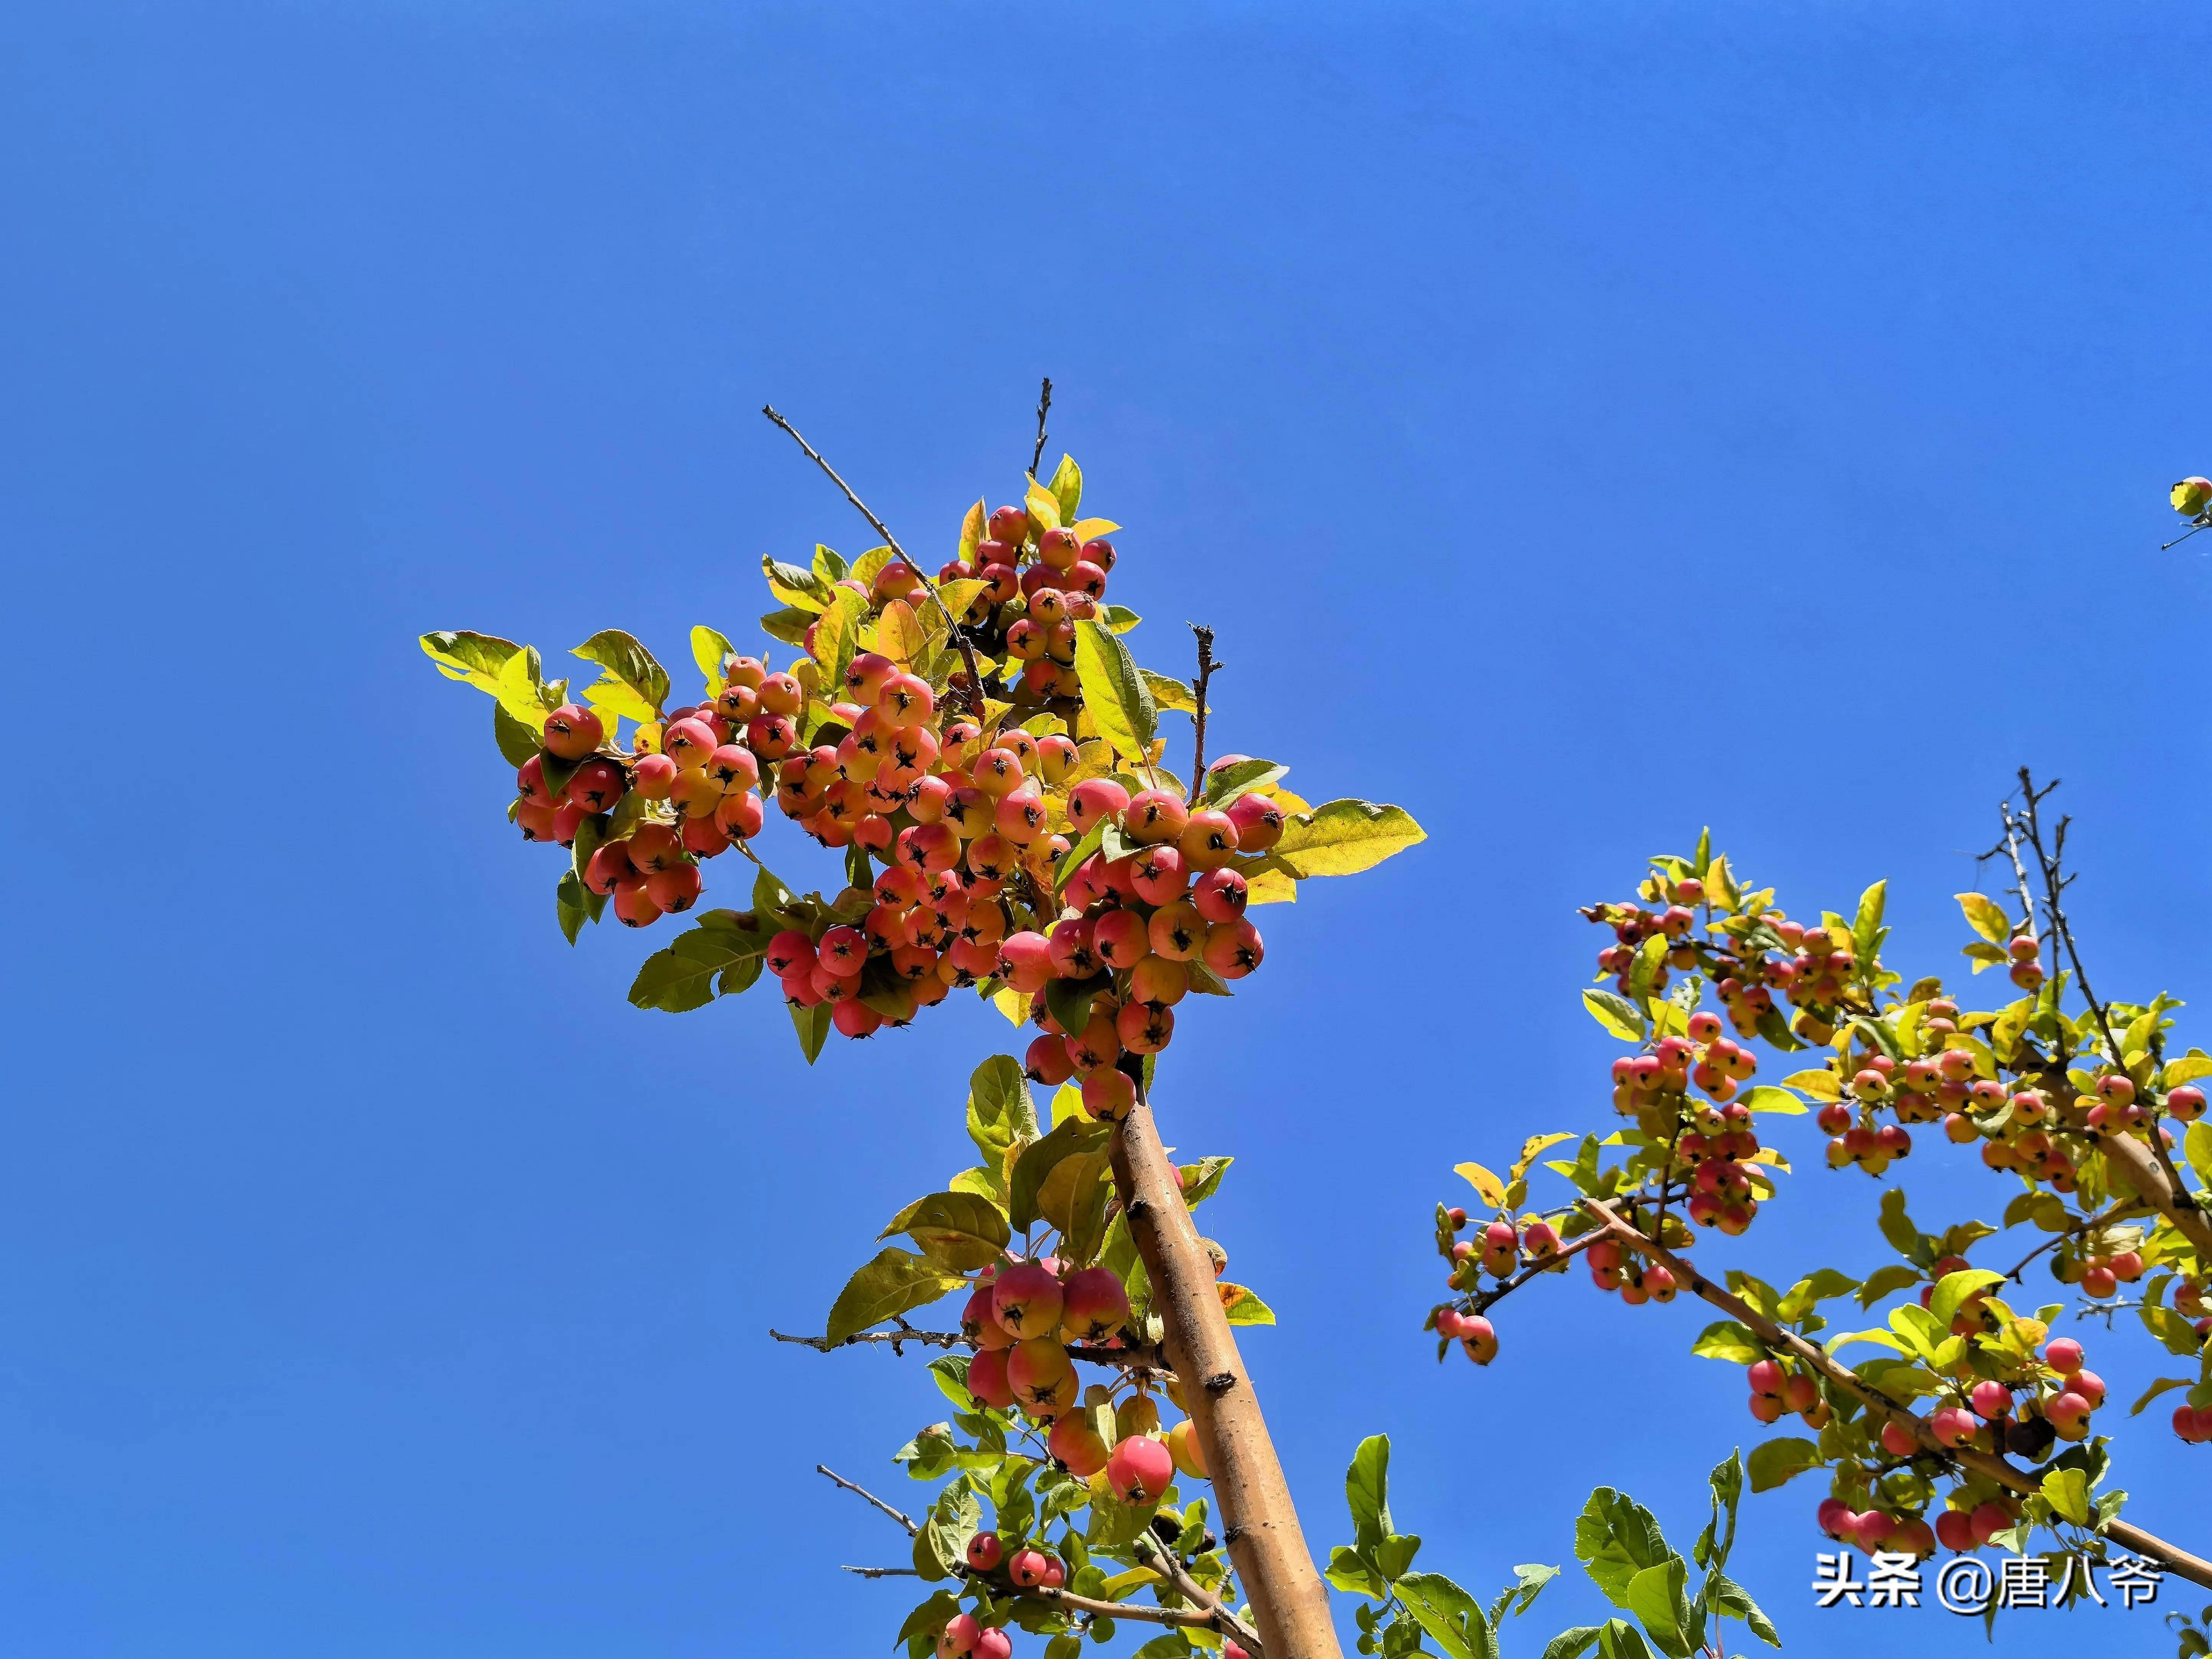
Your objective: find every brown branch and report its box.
[774,1326,1172,1371]
[1030,378,1053,478]
[1185,625,1221,807]
[823,1464,1263,1648]
[760,405,984,706]
[817,1463,919,1535]
[1579,1199,2212,1591]
[1998,1200,2149,1284]
[1110,1058,1339,1657]
[1135,1532,1265,1654]
[2101,1129,2212,1262]
[2012,771,2202,1218]
[1462,1228,1603,1318]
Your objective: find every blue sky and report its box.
[5,4,2211,1655]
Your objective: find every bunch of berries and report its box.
[957,1259,1212,1494]
[512,698,774,926]
[1609,1013,1765,1234]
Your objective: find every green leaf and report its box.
[1179,1156,1233,1208]
[1853,879,1887,959]
[1072,620,1158,767]
[1271,799,1427,879]
[1703,1571,1781,1648]
[1008,1118,1110,1232]
[2129,1375,2191,1415]
[690,624,737,684]
[1856,1264,1922,1308]
[759,605,813,646]
[895,1590,965,1652]
[420,630,554,725]
[1956,892,2012,946]
[1745,1438,1822,1493]
[2140,1303,2207,1358]
[2187,1120,2212,1190]
[1877,1188,1922,1257]
[628,920,773,1012]
[1045,974,1106,1040]
[879,1192,1012,1273]
[1689,1322,1765,1364]
[1200,759,1286,808]
[2040,1467,2091,1525]
[556,870,592,944]
[1489,1563,1559,1626]
[1594,1621,1658,1659]
[790,999,830,1064]
[1218,1283,1275,1325]
[494,700,543,767]
[810,587,869,691]
[966,1055,1038,1169]
[1583,989,1649,1042]
[1541,1630,1602,1659]
[1047,453,1082,521]
[1576,1489,1676,1609]
[572,629,670,718]
[1624,1557,1697,1659]
[1375,1533,1423,1583]
[825,1247,967,1344]
[762,556,836,612]
[1327,1543,1388,1600]
[1395,1573,1497,1659]
[1346,1433,1394,1549]
[1929,1269,2005,1331]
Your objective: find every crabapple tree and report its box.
[423,392,1451,1659]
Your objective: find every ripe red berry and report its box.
[543,704,604,761]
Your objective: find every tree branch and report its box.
[1030,378,1053,479]
[1460,1229,1602,1318]
[760,405,984,707]
[824,1463,1266,1650]
[817,1463,919,1536]
[1185,625,1220,807]
[1135,1531,1265,1654]
[1579,1199,2212,1591]
[772,1326,1171,1371]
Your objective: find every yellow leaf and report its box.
[1245,867,1298,906]
[1024,482,1062,535]
[1070,517,1120,541]
[1955,892,2013,947]
[958,500,985,564]
[1784,1069,1841,1101]
[1268,787,1312,814]
[1072,620,1158,767]
[1272,800,1426,879]
[992,987,1027,1025]
[1454,1162,1506,1208]
[878,599,927,667]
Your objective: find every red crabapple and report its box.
[1130,845,1190,905]
[1203,919,1264,978]
[2044,1338,2083,1374]
[939,1614,981,1659]
[966,1531,1004,1572]
[1093,910,1151,969]
[1025,1034,1075,1085]
[612,878,662,929]
[1082,1070,1136,1121]
[1124,791,1190,844]
[1068,779,1130,832]
[542,704,603,761]
[1178,811,1240,870]
[1117,1000,1174,1054]
[1147,903,1205,962]
[1193,868,1248,923]
[1129,957,1189,1008]
[993,1262,1066,1340]
[974,1631,1011,1659]
[646,863,702,914]
[1060,1266,1130,1343]
[1106,1434,1174,1503]
[1048,1413,1111,1476]
[1458,1315,1498,1364]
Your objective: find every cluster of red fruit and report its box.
[937,1533,1063,1659]
[958,1259,1210,1493]
[762,745,1274,1055]
[1609,1011,1766,1234]
[1797,1335,2122,1555]
[511,696,772,925]
[1589,887,1869,1046]
[919,503,1117,705]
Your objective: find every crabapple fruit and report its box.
[542,704,603,760]
[1106,1434,1174,1503]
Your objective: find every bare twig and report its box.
[1580,1198,2212,1590]
[817,1464,919,1536]
[1030,378,1053,478]
[1460,1228,1604,1318]
[2163,523,2209,552]
[2011,770,2201,1216]
[773,1326,1171,1372]
[760,405,984,706]
[843,1565,922,1579]
[1997,1200,2146,1284]
[1185,625,1221,807]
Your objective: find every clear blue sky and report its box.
[5,5,2209,1655]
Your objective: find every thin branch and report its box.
[1185,625,1220,807]
[818,1464,919,1536]
[2013,770,2202,1216]
[1580,1199,2212,1590]
[1135,1533,1264,1654]
[760,405,984,706]
[1030,378,1053,478]
[772,1326,1170,1372]
[2163,522,2209,552]
[1463,1228,1604,1318]
[1999,1200,2147,1284]
[844,1565,922,1578]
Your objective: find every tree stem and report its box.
[1109,1070,1340,1658]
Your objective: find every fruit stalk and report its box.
[1581,1198,2212,1590]
[1109,1086,1337,1659]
